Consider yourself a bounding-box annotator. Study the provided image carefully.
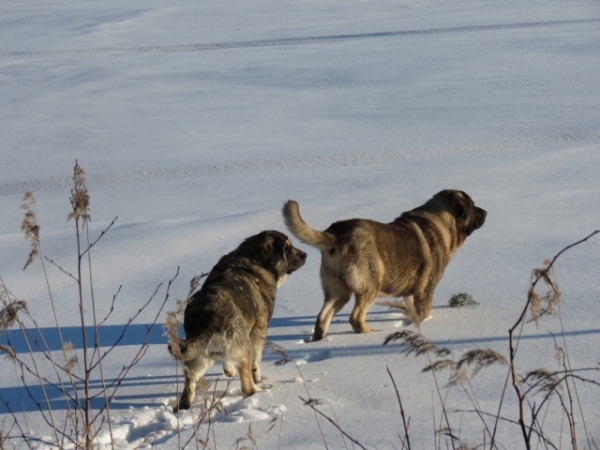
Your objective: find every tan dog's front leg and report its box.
[223,361,237,378]
[413,291,434,325]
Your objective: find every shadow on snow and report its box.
[1,311,599,414]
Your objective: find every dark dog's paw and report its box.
[173,398,190,413]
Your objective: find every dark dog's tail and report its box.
[282,200,337,250]
[168,339,198,361]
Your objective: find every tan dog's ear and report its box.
[465,206,487,236]
[436,190,470,220]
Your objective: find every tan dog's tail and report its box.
[282,200,337,249]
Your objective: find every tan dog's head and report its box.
[434,189,487,237]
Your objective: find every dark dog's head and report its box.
[240,230,307,281]
[435,189,487,237]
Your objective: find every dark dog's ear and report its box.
[260,235,279,267]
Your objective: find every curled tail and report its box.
[282,200,337,249]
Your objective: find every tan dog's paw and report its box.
[223,362,238,378]
[352,325,376,334]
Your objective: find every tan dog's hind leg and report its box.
[350,289,379,334]
[313,289,351,341]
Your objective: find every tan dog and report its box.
[282,190,486,341]
[170,230,306,411]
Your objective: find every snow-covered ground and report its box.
[1,0,599,448]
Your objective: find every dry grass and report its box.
[379,298,421,325]
[528,262,560,324]
[384,329,451,358]
[383,229,600,450]
[0,162,176,450]
[455,349,507,379]
[20,192,39,271]
[0,300,27,332]
[448,292,479,308]
[67,161,90,223]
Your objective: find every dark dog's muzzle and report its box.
[287,249,307,273]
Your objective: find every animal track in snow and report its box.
[4,18,598,59]
[2,132,598,197]
[295,350,332,365]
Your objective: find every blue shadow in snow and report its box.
[0,314,317,354]
[3,310,600,352]
[0,374,176,415]
[1,323,166,354]
[2,312,600,414]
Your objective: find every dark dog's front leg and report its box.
[250,326,268,383]
[174,367,195,412]
[238,350,260,396]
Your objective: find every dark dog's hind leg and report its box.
[174,355,214,413]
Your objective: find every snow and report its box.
[1,0,599,448]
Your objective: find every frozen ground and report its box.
[1,0,599,448]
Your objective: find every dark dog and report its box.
[283,190,486,340]
[171,230,306,411]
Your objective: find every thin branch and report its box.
[97,285,122,326]
[80,217,118,258]
[43,257,78,282]
[451,408,560,450]
[387,366,411,450]
[299,396,368,450]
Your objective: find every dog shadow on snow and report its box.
[2,311,599,414]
